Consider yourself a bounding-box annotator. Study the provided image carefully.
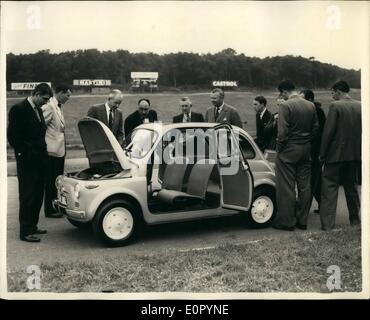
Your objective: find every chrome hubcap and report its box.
[102,207,133,240]
[251,195,274,223]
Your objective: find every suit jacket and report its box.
[277,95,319,156]
[173,111,204,123]
[42,97,66,157]
[320,96,361,163]
[255,109,273,152]
[124,110,158,137]
[87,104,124,145]
[205,103,243,128]
[7,98,48,171]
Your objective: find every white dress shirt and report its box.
[105,102,114,122]
[182,112,192,122]
[260,107,267,119]
[215,102,225,119]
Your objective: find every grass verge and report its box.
[7,226,361,293]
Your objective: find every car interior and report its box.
[147,128,221,213]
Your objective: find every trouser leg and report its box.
[295,161,311,226]
[18,173,35,237]
[17,159,44,237]
[320,163,340,230]
[342,161,360,222]
[311,159,322,208]
[31,174,44,231]
[274,155,297,228]
[44,155,65,215]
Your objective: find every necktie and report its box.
[108,109,113,129]
[35,106,42,122]
[215,106,220,120]
[185,114,190,122]
[36,106,46,128]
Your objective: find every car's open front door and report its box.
[213,123,254,211]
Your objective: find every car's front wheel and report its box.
[245,187,276,228]
[92,199,141,247]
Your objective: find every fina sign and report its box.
[73,79,111,86]
[212,81,238,87]
[11,82,52,90]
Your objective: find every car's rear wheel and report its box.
[92,199,141,247]
[245,187,276,228]
[67,218,92,230]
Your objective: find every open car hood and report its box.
[78,117,131,170]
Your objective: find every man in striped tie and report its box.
[87,89,124,145]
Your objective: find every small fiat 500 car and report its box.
[54,118,276,247]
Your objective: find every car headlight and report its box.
[74,183,81,199]
[55,176,63,189]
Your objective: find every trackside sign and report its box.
[212,81,238,87]
[131,72,158,79]
[11,82,52,90]
[73,79,111,86]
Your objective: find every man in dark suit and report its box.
[173,97,204,123]
[124,98,158,137]
[7,83,53,242]
[273,80,319,231]
[87,89,124,145]
[319,81,361,230]
[205,88,243,128]
[300,89,326,214]
[253,95,273,152]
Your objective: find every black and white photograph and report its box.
[0,0,369,300]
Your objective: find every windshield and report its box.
[123,128,158,158]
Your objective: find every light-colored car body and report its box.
[54,118,276,246]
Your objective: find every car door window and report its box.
[238,134,256,159]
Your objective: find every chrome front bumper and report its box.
[53,199,87,219]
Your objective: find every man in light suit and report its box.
[173,97,204,123]
[7,83,53,242]
[319,81,361,230]
[42,84,72,218]
[124,98,158,137]
[205,88,243,128]
[87,89,124,145]
[273,80,319,231]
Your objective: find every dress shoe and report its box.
[33,228,47,235]
[45,212,63,218]
[272,224,295,231]
[20,235,41,242]
[295,223,307,230]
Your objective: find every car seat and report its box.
[157,159,216,206]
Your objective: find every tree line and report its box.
[6,48,360,90]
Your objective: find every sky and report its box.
[2,1,369,70]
